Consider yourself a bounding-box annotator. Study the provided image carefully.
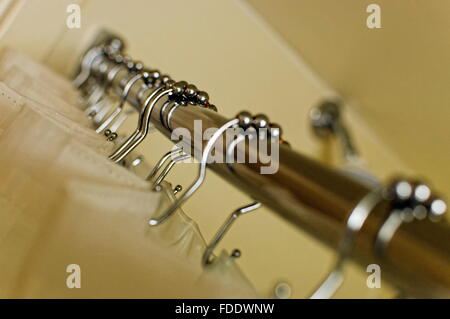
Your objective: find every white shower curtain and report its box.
[0,48,257,298]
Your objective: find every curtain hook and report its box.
[374,180,447,257]
[203,111,284,266]
[309,185,384,299]
[96,60,144,134]
[84,53,127,116]
[148,117,240,226]
[310,178,446,299]
[152,153,190,188]
[310,100,359,164]
[73,43,111,89]
[202,202,261,266]
[146,147,184,181]
[108,78,178,163]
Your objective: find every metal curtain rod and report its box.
[75,31,450,298]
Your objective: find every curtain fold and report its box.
[0,48,257,298]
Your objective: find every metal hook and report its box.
[73,46,105,89]
[92,97,117,124]
[109,85,171,162]
[84,61,124,116]
[146,148,183,181]
[202,202,261,266]
[108,86,165,160]
[109,79,183,162]
[310,100,380,188]
[130,155,145,168]
[148,118,240,226]
[107,108,149,138]
[152,153,190,187]
[96,63,144,134]
[374,180,447,258]
[202,123,262,266]
[161,100,185,131]
[159,99,175,129]
[84,53,133,118]
[225,130,256,172]
[309,178,446,299]
[310,100,359,163]
[309,186,385,299]
[165,102,186,131]
[173,185,183,195]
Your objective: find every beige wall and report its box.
[0,0,432,298]
[247,0,450,197]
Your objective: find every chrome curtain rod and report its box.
[74,30,450,298]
